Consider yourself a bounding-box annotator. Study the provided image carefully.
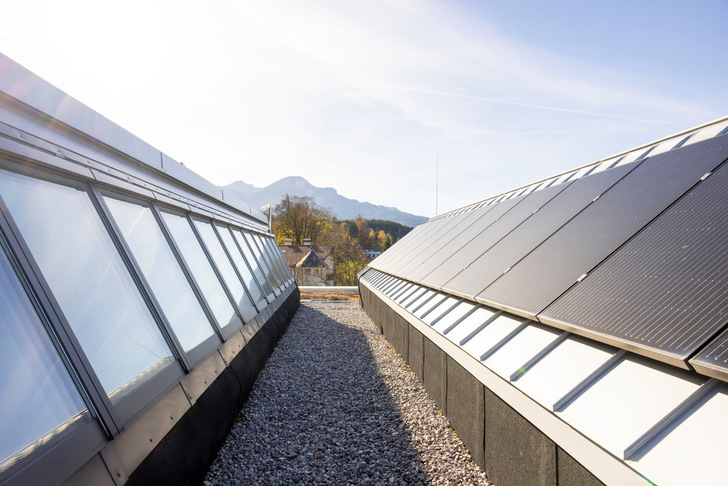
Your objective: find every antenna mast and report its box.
[436,154,439,215]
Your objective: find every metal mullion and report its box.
[479,319,530,361]
[263,236,292,281]
[254,234,286,286]
[258,236,285,285]
[151,203,225,341]
[241,230,278,293]
[210,222,259,310]
[623,378,723,461]
[223,225,268,304]
[509,331,570,382]
[0,198,122,438]
[88,185,193,373]
[237,228,277,295]
[186,214,247,324]
[552,349,627,412]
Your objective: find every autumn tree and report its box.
[272,194,333,244]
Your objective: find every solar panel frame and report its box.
[396,194,528,281]
[420,179,574,289]
[439,162,636,299]
[540,156,728,368]
[478,135,728,320]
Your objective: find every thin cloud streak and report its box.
[238,64,685,127]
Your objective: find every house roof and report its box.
[362,116,728,486]
[279,244,331,268]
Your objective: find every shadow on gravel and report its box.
[206,303,428,485]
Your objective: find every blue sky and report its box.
[1,0,726,218]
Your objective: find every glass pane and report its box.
[255,234,285,284]
[104,197,216,352]
[261,235,291,279]
[0,245,86,465]
[193,219,255,316]
[246,233,279,285]
[0,171,173,397]
[233,229,274,295]
[160,212,242,332]
[215,224,264,304]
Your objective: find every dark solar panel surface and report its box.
[387,204,496,275]
[440,163,635,298]
[397,195,525,279]
[542,160,728,365]
[692,328,728,380]
[369,219,436,271]
[421,180,573,288]
[479,136,728,317]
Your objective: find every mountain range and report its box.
[222,176,427,227]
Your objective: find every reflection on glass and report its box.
[0,245,87,465]
[265,236,293,279]
[247,232,283,286]
[0,171,172,396]
[160,211,242,331]
[257,234,289,281]
[104,197,216,352]
[193,219,255,316]
[234,229,275,294]
[215,224,264,304]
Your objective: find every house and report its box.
[279,241,334,285]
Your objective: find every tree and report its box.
[382,234,392,252]
[272,194,333,244]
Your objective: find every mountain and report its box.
[223,176,428,227]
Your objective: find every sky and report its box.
[1,0,726,218]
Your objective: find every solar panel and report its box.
[420,179,575,288]
[439,163,635,298]
[394,194,527,280]
[385,204,496,275]
[478,135,728,318]
[540,151,728,367]
[692,329,728,381]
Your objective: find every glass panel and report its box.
[160,212,242,332]
[635,384,728,485]
[193,219,255,316]
[0,171,172,397]
[514,335,615,408]
[262,235,292,279]
[559,355,703,457]
[104,197,216,352]
[215,224,264,304]
[0,245,86,465]
[253,234,284,285]
[233,229,274,294]
[483,324,561,378]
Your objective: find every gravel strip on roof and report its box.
[205,300,490,486]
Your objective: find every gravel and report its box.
[205,300,490,485]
